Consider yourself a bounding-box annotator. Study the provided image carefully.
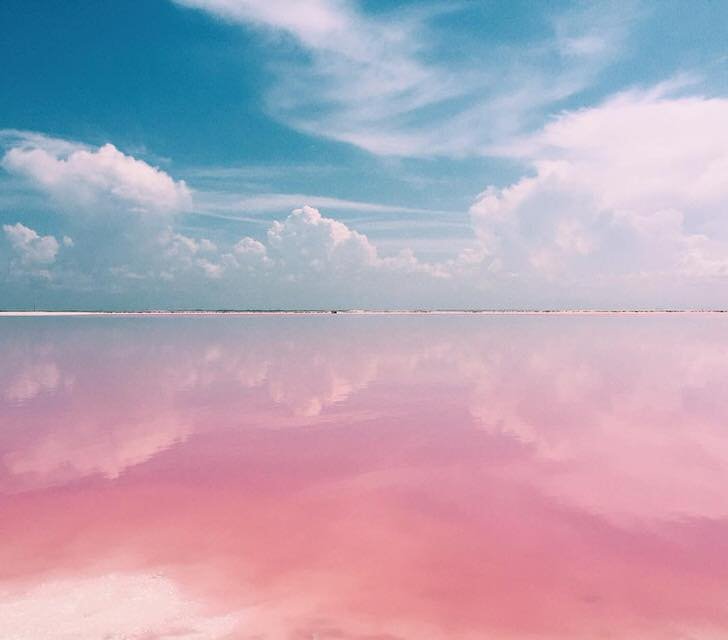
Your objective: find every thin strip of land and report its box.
[1,310,727,317]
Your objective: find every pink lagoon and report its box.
[2,313,728,639]
[5,0,728,636]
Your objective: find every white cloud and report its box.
[469,89,728,288]
[195,257,224,278]
[174,0,352,45]
[234,236,266,256]
[195,191,456,216]
[9,90,728,305]
[157,229,225,280]
[3,222,61,265]
[199,238,216,252]
[18,80,728,307]
[165,205,452,289]
[161,229,216,259]
[173,1,635,156]
[199,205,379,280]
[266,205,378,273]
[2,136,191,214]
[226,205,450,282]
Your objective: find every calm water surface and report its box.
[2,314,728,639]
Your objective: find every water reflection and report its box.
[2,315,728,639]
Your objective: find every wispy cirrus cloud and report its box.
[193,190,459,216]
[172,0,639,157]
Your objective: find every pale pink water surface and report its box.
[2,314,728,639]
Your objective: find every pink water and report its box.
[2,314,728,639]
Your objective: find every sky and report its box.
[1,0,728,310]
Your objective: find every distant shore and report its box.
[2,309,727,317]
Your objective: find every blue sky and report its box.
[2,0,728,309]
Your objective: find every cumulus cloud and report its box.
[161,229,216,259]
[0,134,201,295]
[124,205,455,303]
[225,205,448,283]
[194,257,223,279]
[234,236,266,256]
[1,131,453,296]
[3,222,62,265]
[179,206,384,282]
[155,229,228,281]
[266,205,378,274]
[2,136,191,214]
[470,89,728,290]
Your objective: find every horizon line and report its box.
[2,309,728,317]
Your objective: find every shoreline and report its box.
[2,309,727,317]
